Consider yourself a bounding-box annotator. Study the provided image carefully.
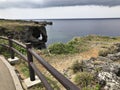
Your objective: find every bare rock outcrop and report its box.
[79,51,120,90]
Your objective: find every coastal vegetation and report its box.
[38,35,120,90]
[0,19,42,31]
[0,20,120,89]
[1,34,120,89]
[47,35,120,55]
[48,38,88,54]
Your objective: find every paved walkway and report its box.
[0,56,23,90]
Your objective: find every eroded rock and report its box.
[98,72,120,90]
[78,52,120,90]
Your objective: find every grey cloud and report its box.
[0,2,41,9]
[0,0,120,9]
[44,0,120,7]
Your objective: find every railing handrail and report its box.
[0,36,80,90]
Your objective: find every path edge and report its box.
[0,55,23,90]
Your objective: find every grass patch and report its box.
[0,39,10,58]
[74,72,94,87]
[0,46,10,58]
[15,60,29,78]
[0,19,41,31]
[99,45,118,56]
[74,72,100,90]
[82,84,100,90]
[48,37,89,55]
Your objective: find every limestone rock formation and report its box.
[78,49,120,90]
[0,19,52,49]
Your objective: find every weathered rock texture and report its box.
[78,46,120,90]
[0,19,52,49]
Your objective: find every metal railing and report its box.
[0,36,80,90]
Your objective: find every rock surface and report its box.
[79,50,120,90]
[0,19,52,49]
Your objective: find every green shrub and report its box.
[48,43,66,54]
[67,38,80,46]
[71,61,84,73]
[74,72,94,87]
[48,42,78,54]
[65,43,78,54]
[48,37,89,55]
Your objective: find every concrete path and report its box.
[0,55,23,90]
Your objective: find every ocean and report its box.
[37,19,120,45]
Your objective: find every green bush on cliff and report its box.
[48,43,66,54]
[48,37,89,54]
[48,42,78,54]
[65,43,78,54]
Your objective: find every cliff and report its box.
[0,19,52,49]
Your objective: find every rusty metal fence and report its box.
[0,36,80,90]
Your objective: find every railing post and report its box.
[26,43,35,81]
[8,36,15,59]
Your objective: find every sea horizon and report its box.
[35,18,120,45]
[25,17,120,21]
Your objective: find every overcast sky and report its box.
[0,0,120,19]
